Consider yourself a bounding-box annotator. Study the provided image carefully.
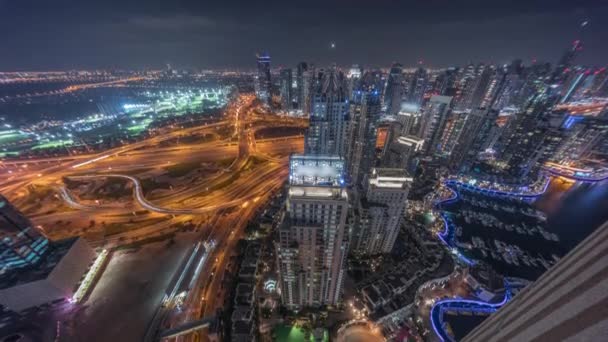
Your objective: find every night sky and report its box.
[1,0,607,70]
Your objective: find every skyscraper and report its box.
[347,86,382,187]
[551,40,583,84]
[552,117,608,164]
[498,99,550,179]
[280,68,293,111]
[448,109,496,171]
[296,62,309,112]
[381,135,424,173]
[305,67,350,157]
[352,168,412,256]
[436,110,469,157]
[463,221,608,342]
[406,68,428,108]
[432,68,458,96]
[418,95,453,155]
[255,52,272,104]
[277,155,349,309]
[384,63,404,115]
[347,64,363,99]
[395,102,423,137]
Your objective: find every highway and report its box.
[0,94,304,341]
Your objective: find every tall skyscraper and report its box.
[396,107,419,137]
[347,64,363,99]
[552,117,608,164]
[559,66,589,103]
[432,68,458,96]
[280,68,293,111]
[498,100,549,179]
[277,155,349,309]
[418,95,453,155]
[406,67,428,108]
[448,109,496,171]
[0,195,49,273]
[381,135,424,173]
[347,86,381,187]
[384,63,404,115]
[551,39,583,84]
[436,110,469,157]
[352,168,412,256]
[296,62,309,112]
[305,67,350,157]
[255,52,272,104]
[463,221,608,342]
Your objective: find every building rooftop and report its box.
[369,168,413,188]
[289,154,345,186]
[0,238,77,290]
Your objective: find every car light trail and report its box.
[72,154,111,169]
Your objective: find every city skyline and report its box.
[1,2,607,341]
[1,0,608,70]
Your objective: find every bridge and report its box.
[158,316,218,340]
[430,280,515,342]
[542,162,608,182]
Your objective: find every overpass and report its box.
[158,316,218,340]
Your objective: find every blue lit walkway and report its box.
[430,280,521,342]
[443,177,550,199]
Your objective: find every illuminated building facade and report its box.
[419,95,452,155]
[279,68,293,111]
[277,155,349,309]
[384,63,404,115]
[352,168,412,255]
[347,88,381,187]
[254,52,272,104]
[305,67,350,157]
[0,195,49,273]
[0,196,96,311]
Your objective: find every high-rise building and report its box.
[280,68,293,111]
[418,95,452,155]
[437,110,469,157]
[590,67,608,97]
[463,221,608,342]
[551,39,583,84]
[352,168,412,256]
[255,52,272,104]
[406,68,428,108]
[305,67,350,157]
[498,100,549,179]
[384,63,404,115]
[277,155,349,309]
[559,66,589,103]
[454,63,494,112]
[381,135,424,172]
[481,107,519,154]
[449,109,499,171]
[552,117,608,163]
[0,195,49,273]
[296,62,309,112]
[396,107,420,136]
[347,86,382,187]
[347,64,363,99]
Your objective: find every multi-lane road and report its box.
[0,94,304,341]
